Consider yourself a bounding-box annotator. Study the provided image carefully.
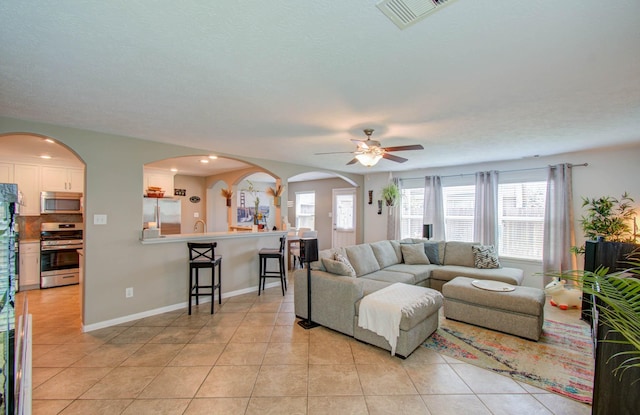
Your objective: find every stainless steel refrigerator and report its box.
[143,197,181,235]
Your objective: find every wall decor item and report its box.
[220,188,233,207]
[189,196,201,203]
[377,200,382,215]
[174,188,186,196]
[368,190,373,205]
[237,190,269,224]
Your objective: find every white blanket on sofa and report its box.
[357,283,442,355]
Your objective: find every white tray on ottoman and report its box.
[442,276,545,341]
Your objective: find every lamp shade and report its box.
[300,238,319,263]
[423,224,433,239]
[355,152,382,167]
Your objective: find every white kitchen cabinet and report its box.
[19,242,40,290]
[13,164,40,216]
[0,162,13,183]
[143,168,175,196]
[41,166,84,192]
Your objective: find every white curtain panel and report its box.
[423,176,445,240]
[473,170,499,247]
[543,163,577,283]
[386,177,401,240]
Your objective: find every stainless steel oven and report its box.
[40,222,83,288]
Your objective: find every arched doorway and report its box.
[0,133,86,320]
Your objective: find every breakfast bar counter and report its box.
[139,230,288,297]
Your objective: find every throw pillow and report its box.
[423,242,440,265]
[401,243,431,265]
[321,258,355,277]
[472,244,501,269]
[333,252,357,277]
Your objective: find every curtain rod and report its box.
[400,163,588,181]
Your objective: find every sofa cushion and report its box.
[401,243,431,265]
[410,239,446,264]
[472,244,501,269]
[430,265,524,286]
[345,244,381,277]
[312,248,344,271]
[333,253,357,277]
[370,240,402,268]
[443,241,478,267]
[423,242,441,265]
[322,257,356,277]
[361,270,416,285]
[384,263,436,285]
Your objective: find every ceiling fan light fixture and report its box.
[355,152,382,167]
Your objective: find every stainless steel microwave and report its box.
[40,191,83,214]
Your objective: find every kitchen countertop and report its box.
[140,230,287,245]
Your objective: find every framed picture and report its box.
[236,190,269,224]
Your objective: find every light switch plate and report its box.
[94,214,107,225]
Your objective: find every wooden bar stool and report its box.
[258,236,287,296]
[187,242,222,315]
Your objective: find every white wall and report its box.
[363,144,640,289]
[0,116,364,327]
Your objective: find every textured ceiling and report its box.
[1,1,639,174]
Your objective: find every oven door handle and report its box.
[41,245,83,251]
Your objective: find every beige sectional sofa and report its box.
[293,239,524,356]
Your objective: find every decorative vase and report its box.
[274,196,281,207]
[226,198,231,207]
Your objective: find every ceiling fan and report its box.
[315,129,424,166]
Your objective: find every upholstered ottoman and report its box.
[353,284,443,358]
[442,276,545,341]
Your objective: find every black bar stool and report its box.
[187,242,222,315]
[258,236,287,296]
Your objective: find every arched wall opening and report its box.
[0,132,87,318]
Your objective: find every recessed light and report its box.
[208,155,218,160]
[200,159,209,164]
[40,155,52,159]
[44,138,55,144]
[170,168,178,172]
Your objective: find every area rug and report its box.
[423,318,594,404]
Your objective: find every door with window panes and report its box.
[332,188,356,248]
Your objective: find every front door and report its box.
[332,188,356,249]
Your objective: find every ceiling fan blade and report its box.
[381,144,424,152]
[382,153,408,163]
[346,158,358,165]
[314,151,355,155]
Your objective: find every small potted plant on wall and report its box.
[220,188,233,207]
[266,184,285,207]
[381,182,400,207]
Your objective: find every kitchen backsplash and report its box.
[16,214,83,240]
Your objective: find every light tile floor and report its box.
[16,281,592,415]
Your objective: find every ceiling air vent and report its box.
[377,0,458,30]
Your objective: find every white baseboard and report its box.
[82,281,282,332]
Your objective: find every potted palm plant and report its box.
[549,254,640,414]
[573,192,636,254]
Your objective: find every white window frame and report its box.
[399,177,547,261]
[497,181,547,261]
[295,191,315,230]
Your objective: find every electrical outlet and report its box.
[125,287,133,298]
[194,212,199,218]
